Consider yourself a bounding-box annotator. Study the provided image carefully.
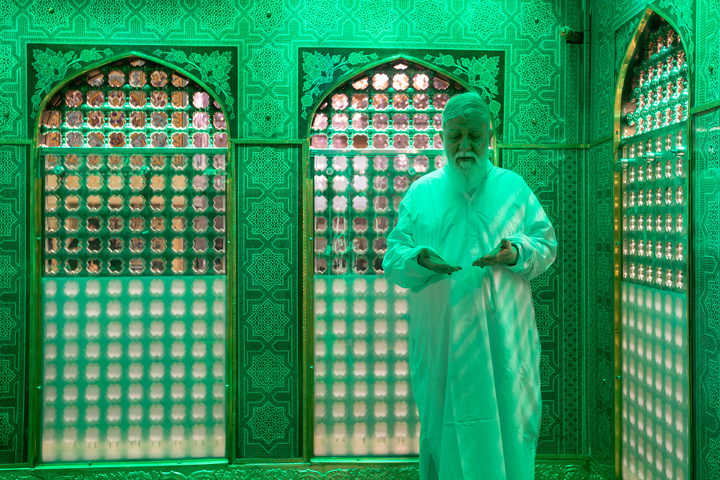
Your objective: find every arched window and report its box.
[309,59,472,456]
[38,56,228,462]
[616,15,689,480]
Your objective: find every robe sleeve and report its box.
[503,181,558,281]
[382,183,445,290]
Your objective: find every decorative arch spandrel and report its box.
[28,44,238,137]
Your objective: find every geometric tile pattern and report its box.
[0,146,26,465]
[696,0,720,106]
[693,110,720,480]
[587,1,620,476]
[585,141,615,475]
[237,146,299,459]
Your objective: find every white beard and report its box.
[444,153,490,194]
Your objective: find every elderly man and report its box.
[382,92,557,480]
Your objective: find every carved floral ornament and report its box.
[300,50,502,131]
[31,47,235,120]
[31,48,114,115]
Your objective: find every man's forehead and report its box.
[444,115,489,129]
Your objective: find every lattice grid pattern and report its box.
[621,283,689,480]
[41,276,226,462]
[39,57,228,149]
[312,152,444,277]
[619,131,688,292]
[620,21,688,138]
[310,61,462,151]
[42,152,227,277]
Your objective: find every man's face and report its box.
[443,113,490,170]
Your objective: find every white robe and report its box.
[382,164,557,480]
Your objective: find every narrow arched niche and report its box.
[306,58,496,457]
[614,11,691,480]
[36,55,230,462]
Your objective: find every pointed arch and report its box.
[305,54,498,150]
[304,54,476,135]
[614,7,690,141]
[33,50,233,141]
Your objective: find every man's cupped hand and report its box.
[473,238,519,267]
[418,248,462,275]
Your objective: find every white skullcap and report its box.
[441,92,492,131]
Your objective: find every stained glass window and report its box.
[310,60,467,456]
[618,18,690,480]
[39,57,227,462]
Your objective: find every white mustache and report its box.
[453,153,478,167]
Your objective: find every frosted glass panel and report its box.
[621,283,688,480]
[313,276,419,455]
[41,276,226,461]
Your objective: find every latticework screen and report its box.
[311,60,467,456]
[618,19,690,480]
[42,152,227,277]
[39,59,228,149]
[39,57,227,462]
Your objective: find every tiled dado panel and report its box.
[502,148,581,455]
[693,109,720,480]
[236,145,300,459]
[0,145,27,464]
[585,141,615,476]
